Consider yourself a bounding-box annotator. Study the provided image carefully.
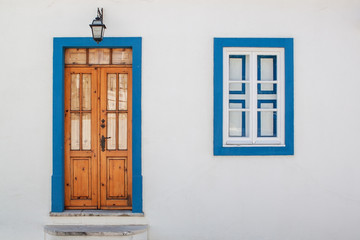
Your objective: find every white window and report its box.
[223,47,285,147]
[214,38,293,156]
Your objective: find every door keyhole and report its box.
[100,119,105,128]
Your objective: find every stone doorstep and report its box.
[44,225,148,236]
[49,210,144,217]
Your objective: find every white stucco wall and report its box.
[1,0,360,239]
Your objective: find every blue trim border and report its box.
[52,37,143,212]
[214,38,294,156]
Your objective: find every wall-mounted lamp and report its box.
[89,8,106,44]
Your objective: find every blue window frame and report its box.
[52,37,143,212]
[214,38,294,156]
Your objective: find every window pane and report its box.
[229,83,249,109]
[65,48,86,64]
[258,56,277,81]
[70,74,80,111]
[107,113,116,150]
[229,58,243,80]
[119,74,128,110]
[82,74,91,110]
[229,82,245,91]
[89,48,111,64]
[107,74,116,110]
[229,55,248,81]
[82,113,91,150]
[257,100,277,109]
[118,113,127,150]
[229,111,249,137]
[71,113,80,150]
[257,111,277,137]
[229,100,246,109]
[257,83,277,95]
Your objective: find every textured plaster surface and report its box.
[44,225,147,236]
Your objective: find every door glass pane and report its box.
[82,74,91,110]
[82,113,91,150]
[119,74,128,110]
[118,113,127,150]
[71,113,80,150]
[71,74,80,110]
[107,113,116,150]
[107,74,116,110]
[89,49,111,64]
[112,49,133,64]
[65,49,86,64]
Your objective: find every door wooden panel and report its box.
[64,66,132,210]
[107,157,127,198]
[71,158,91,198]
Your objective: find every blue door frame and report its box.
[51,37,142,213]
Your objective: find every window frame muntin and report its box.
[214,38,294,156]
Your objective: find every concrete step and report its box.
[44,225,148,240]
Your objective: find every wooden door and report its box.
[64,67,132,209]
[64,68,98,209]
[99,68,132,209]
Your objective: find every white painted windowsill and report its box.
[49,210,144,217]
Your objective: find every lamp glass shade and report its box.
[91,26,103,40]
[90,18,106,43]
